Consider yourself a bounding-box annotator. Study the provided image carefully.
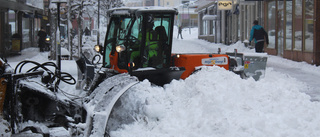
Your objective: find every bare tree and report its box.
[50,0,124,59]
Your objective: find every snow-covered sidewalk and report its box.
[267,56,320,101]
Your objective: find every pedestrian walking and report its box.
[177,26,183,39]
[84,27,91,36]
[249,20,269,53]
[37,27,47,52]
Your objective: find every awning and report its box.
[23,12,44,19]
[23,13,34,18]
[202,15,217,20]
[0,0,43,13]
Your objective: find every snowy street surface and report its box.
[2,27,320,136]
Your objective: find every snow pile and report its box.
[110,66,320,137]
[0,117,11,136]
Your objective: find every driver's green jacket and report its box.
[130,31,158,62]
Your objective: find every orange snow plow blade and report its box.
[173,54,229,79]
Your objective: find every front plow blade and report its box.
[83,73,139,137]
[243,53,268,81]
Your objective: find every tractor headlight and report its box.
[173,54,180,58]
[94,45,101,52]
[116,45,126,53]
[128,62,135,68]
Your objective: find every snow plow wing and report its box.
[243,53,268,81]
[227,52,268,81]
[83,73,139,137]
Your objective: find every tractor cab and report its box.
[101,7,184,85]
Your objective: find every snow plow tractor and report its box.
[84,7,267,136]
[1,7,267,136]
[91,7,267,86]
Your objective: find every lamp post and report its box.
[52,0,67,80]
[97,0,100,45]
[187,3,190,34]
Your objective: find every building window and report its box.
[22,17,30,43]
[8,10,16,34]
[278,1,284,55]
[209,7,214,35]
[304,0,314,52]
[203,20,208,35]
[294,0,302,51]
[285,1,293,50]
[267,1,276,49]
[199,12,204,35]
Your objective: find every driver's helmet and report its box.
[146,14,154,29]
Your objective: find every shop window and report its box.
[278,1,284,55]
[209,7,214,35]
[34,18,41,44]
[212,20,215,36]
[202,20,208,35]
[285,1,292,50]
[267,1,276,49]
[22,17,30,43]
[9,10,15,34]
[199,12,204,35]
[294,0,302,51]
[304,0,313,52]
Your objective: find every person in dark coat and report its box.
[177,26,183,39]
[84,27,91,36]
[249,20,269,53]
[37,27,47,52]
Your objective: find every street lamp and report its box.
[52,0,67,81]
[97,0,100,45]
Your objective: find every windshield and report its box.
[104,16,139,67]
[136,14,172,69]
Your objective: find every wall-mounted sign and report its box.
[218,1,233,10]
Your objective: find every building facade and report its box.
[0,0,48,57]
[175,0,198,29]
[264,0,319,65]
[196,0,320,65]
[124,0,198,29]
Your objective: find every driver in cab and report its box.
[130,14,159,68]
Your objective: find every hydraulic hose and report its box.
[13,60,76,89]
